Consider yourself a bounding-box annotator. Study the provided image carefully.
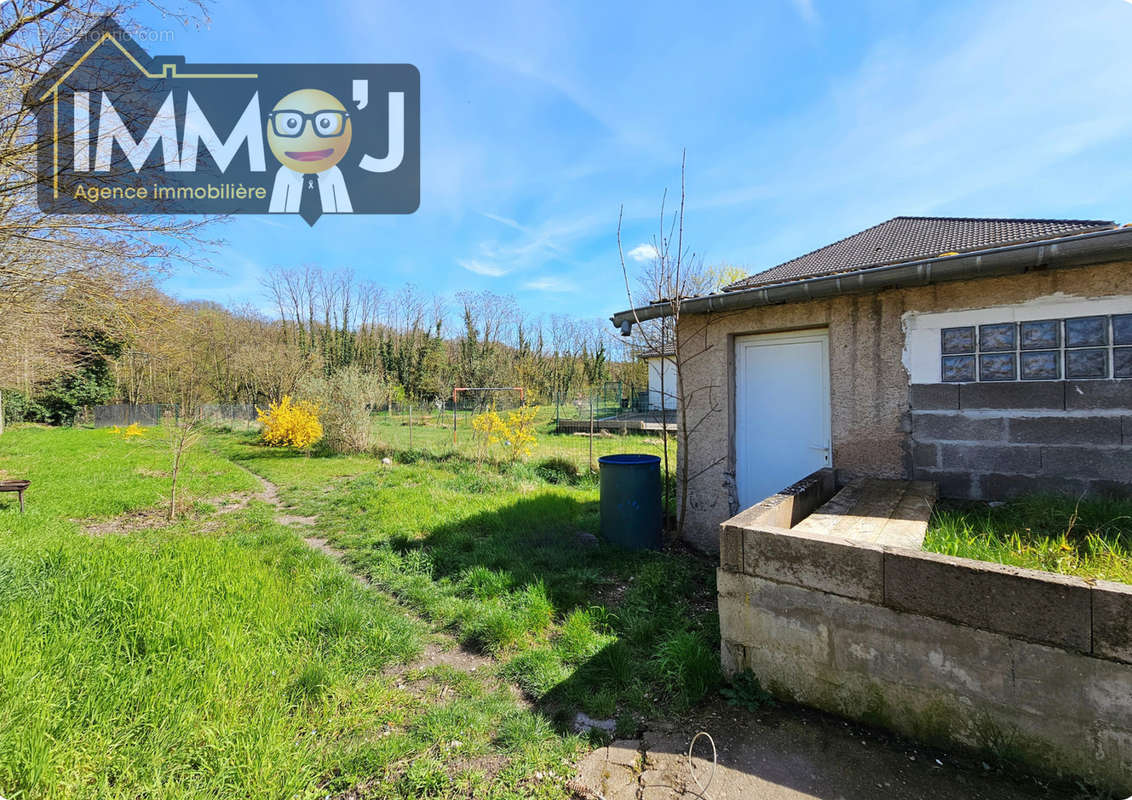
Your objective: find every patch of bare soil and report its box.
[81,507,177,536]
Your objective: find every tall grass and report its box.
[925,494,1132,583]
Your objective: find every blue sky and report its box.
[138,0,1132,321]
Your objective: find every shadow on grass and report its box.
[371,492,720,731]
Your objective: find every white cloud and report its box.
[457,258,508,277]
[522,276,573,292]
[627,243,659,263]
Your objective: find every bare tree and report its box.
[617,152,731,538]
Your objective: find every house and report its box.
[638,348,677,411]
[611,216,1132,552]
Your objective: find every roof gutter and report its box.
[610,225,1132,334]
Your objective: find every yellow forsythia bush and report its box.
[108,422,145,438]
[471,405,538,461]
[257,395,323,450]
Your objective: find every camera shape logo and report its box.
[28,17,419,225]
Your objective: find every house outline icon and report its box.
[30,17,259,199]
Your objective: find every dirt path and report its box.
[222,459,503,681]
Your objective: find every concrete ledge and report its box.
[883,547,1093,652]
[1093,579,1132,664]
[743,527,884,603]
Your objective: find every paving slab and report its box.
[792,478,936,550]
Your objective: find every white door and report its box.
[734,330,831,509]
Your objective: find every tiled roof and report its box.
[726,216,1117,291]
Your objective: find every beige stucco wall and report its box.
[676,259,1130,552]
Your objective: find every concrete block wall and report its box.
[911,380,1132,499]
[719,507,1132,793]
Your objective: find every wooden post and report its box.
[408,402,413,450]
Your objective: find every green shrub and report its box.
[721,670,778,711]
[535,456,579,484]
[301,366,384,454]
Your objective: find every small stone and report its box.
[575,531,599,548]
[381,457,393,465]
[573,712,616,734]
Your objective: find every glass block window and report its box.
[1020,320,1059,350]
[1065,316,1108,348]
[941,355,976,382]
[1115,348,1132,379]
[941,326,975,354]
[1020,350,1059,380]
[1113,315,1132,346]
[979,323,1015,352]
[941,314,1129,382]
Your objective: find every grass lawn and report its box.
[0,419,714,799]
[925,494,1132,584]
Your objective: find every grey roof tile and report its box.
[726,216,1116,290]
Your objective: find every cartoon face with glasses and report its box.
[267,89,354,218]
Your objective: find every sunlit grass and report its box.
[210,424,719,723]
[0,421,712,798]
[925,494,1132,584]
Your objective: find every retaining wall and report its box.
[718,478,1132,793]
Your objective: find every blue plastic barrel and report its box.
[598,454,662,550]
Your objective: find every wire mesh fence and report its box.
[92,404,258,428]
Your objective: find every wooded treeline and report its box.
[3,263,644,424]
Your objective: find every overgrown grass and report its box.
[0,425,257,519]
[925,494,1132,584]
[210,425,720,724]
[0,426,588,798]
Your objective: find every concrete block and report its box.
[910,383,959,410]
[937,443,1041,473]
[719,524,743,573]
[1093,579,1132,664]
[742,528,884,602]
[912,468,977,499]
[913,413,1006,442]
[883,548,1093,651]
[717,570,831,664]
[1007,415,1122,445]
[960,381,1064,410]
[1066,380,1132,410]
[980,473,1089,500]
[912,442,938,468]
[1041,446,1132,483]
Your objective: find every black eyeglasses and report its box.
[268,109,349,138]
